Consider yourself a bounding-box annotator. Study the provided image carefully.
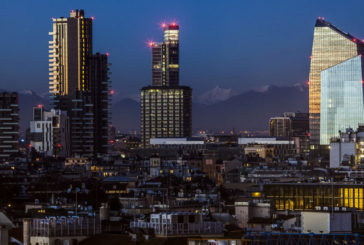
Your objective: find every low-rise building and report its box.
[301,211,352,233]
[130,212,223,237]
[30,106,69,157]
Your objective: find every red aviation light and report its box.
[110,140,114,144]
[37,104,43,108]
[306,81,310,86]
[57,143,61,148]
[106,52,110,56]
[309,55,312,59]
[353,38,357,42]
[110,90,115,95]
[161,22,167,29]
[147,41,155,47]
[28,144,32,148]
[91,16,95,20]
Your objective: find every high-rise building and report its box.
[90,53,112,155]
[49,10,111,158]
[141,23,192,147]
[151,22,179,86]
[320,55,364,145]
[141,86,192,146]
[30,106,70,157]
[308,18,364,148]
[0,92,19,161]
[269,117,291,137]
[49,9,92,98]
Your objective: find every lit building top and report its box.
[308,18,364,146]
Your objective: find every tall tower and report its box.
[308,18,364,149]
[152,22,179,86]
[49,9,92,99]
[49,10,111,158]
[141,23,192,147]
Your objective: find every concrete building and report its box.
[234,200,272,229]
[329,126,364,168]
[30,106,69,157]
[130,212,223,237]
[238,138,295,162]
[0,92,19,161]
[23,216,100,245]
[269,117,291,137]
[301,211,352,233]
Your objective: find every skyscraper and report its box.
[308,18,364,148]
[49,10,110,157]
[0,92,19,161]
[49,9,92,98]
[141,23,192,147]
[151,22,179,86]
[320,55,364,145]
[90,53,112,155]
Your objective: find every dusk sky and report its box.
[1,0,364,101]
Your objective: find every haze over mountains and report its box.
[4,84,308,134]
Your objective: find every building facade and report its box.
[308,18,364,147]
[269,117,291,137]
[141,23,192,147]
[141,86,192,147]
[0,92,19,161]
[320,55,364,145]
[49,10,110,157]
[29,106,70,157]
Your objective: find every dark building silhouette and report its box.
[0,92,19,161]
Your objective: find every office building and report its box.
[141,23,192,147]
[49,10,111,157]
[320,55,364,145]
[29,106,69,157]
[141,86,192,146]
[0,92,19,161]
[308,18,364,148]
[269,117,291,137]
[264,182,364,211]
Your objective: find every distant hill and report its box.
[6,84,308,134]
[192,85,308,132]
[111,84,308,133]
[112,98,140,133]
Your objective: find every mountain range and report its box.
[3,84,308,134]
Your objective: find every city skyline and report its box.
[3,0,364,101]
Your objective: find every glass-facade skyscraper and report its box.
[320,55,364,145]
[308,18,364,148]
[141,23,192,147]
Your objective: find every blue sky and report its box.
[1,0,364,100]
